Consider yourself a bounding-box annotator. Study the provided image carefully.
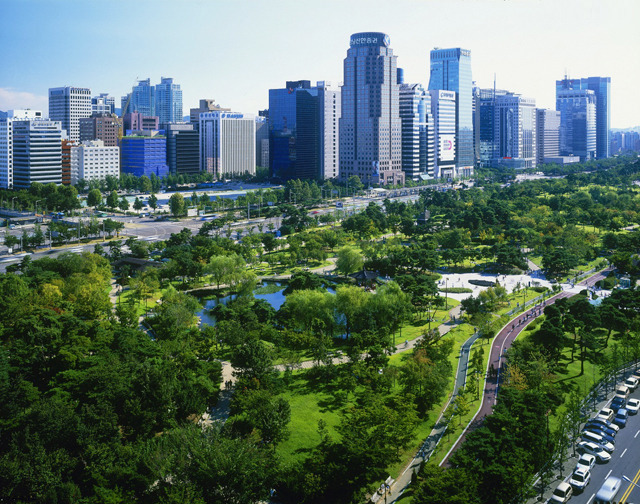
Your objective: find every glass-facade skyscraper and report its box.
[340,32,404,186]
[556,80,596,161]
[399,76,434,180]
[129,79,155,117]
[428,48,473,177]
[155,77,183,125]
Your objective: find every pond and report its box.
[197,281,336,326]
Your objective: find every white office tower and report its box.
[12,115,62,188]
[199,111,255,179]
[429,90,457,179]
[317,81,341,180]
[400,80,435,180]
[70,140,120,185]
[48,87,92,142]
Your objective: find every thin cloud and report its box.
[0,88,48,113]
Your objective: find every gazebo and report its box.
[349,268,379,288]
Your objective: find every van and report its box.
[615,384,629,400]
[595,476,621,503]
[581,431,614,452]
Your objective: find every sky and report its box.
[1,0,639,128]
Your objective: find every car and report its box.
[550,481,573,503]
[583,427,615,445]
[574,453,596,473]
[613,408,628,428]
[615,384,629,400]
[569,467,591,492]
[585,418,620,433]
[597,408,614,422]
[581,431,614,452]
[595,476,621,503]
[632,370,640,382]
[610,396,626,412]
[576,441,611,462]
[584,420,617,437]
[626,397,640,415]
[624,376,639,391]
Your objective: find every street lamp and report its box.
[622,475,640,490]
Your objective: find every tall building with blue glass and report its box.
[339,32,404,186]
[428,48,474,177]
[155,77,183,125]
[556,78,597,161]
[555,76,610,159]
[128,79,155,116]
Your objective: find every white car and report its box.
[575,453,596,473]
[549,481,573,503]
[624,376,639,391]
[569,467,591,491]
[577,441,611,462]
[626,398,640,415]
[597,407,614,422]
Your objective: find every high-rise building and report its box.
[268,80,340,180]
[12,117,63,188]
[255,116,270,168]
[79,114,120,146]
[556,84,596,161]
[199,111,255,179]
[556,77,610,159]
[165,123,199,176]
[340,32,404,186]
[475,87,509,167]
[120,130,169,178]
[128,78,155,116]
[493,93,536,169]
[70,140,120,185]
[92,93,116,115]
[123,112,159,133]
[430,90,457,179]
[61,139,77,185]
[536,109,561,165]
[155,77,183,125]
[189,99,230,128]
[399,74,435,180]
[48,86,92,142]
[428,48,474,177]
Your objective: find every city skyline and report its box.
[1,0,639,128]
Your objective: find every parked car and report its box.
[574,453,596,473]
[615,384,629,400]
[586,418,619,434]
[582,426,615,445]
[581,431,614,452]
[610,396,626,412]
[613,408,628,428]
[584,420,617,438]
[569,467,591,492]
[576,441,611,462]
[624,376,639,391]
[595,476,621,503]
[626,397,640,415]
[632,370,640,382]
[550,481,573,503]
[597,408,614,423]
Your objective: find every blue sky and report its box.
[1,0,639,128]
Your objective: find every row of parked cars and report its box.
[549,372,639,503]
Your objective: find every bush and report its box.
[440,287,473,293]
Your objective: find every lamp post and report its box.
[622,475,640,490]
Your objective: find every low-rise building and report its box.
[70,140,120,185]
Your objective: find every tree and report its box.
[106,190,119,208]
[133,197,144,211]
[139,175,152,193]
[118,196,130,212]
[335,245,363,276]
[169,193,186,217]
[87,188,102,207]
[148,193,158,212]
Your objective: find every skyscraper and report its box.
[399,73,434,180]
[536,109,561,165]
[555,77,610,159]
[428,48,474,177]
[129,78,155,116]
[429,90,457,179]
[493,93,536,169]
[92,93,116,115]
[556,81,596,161]
[12,117,63,188]
[475,87,509,167]
[0,110,44,189]
[165,124,199,176]
[155,77,183,125]
[339,32,404,186]
[48,86,92,142]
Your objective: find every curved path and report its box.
[440,268,611,467]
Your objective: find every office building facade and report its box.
[128,78,155,116]
[120,131,169,178]
[12,118,63,188]
[399,78,435,180]
[556,86,596,161]
[123,112,159,133]
[536,109,561,165]
[255,116,269,168]
[92,93,116,115]
[428,48,474,177]
[70,140,120,185]
[475,87,509,167]
[189,99,230,128]
[79,114,120,146]
[155,77,183,125]
[429,90,457,179]
[0,110,45,189]
[200,111,255,179]
[493,94,536,169]
[48,86,92,142]
[340,32,403,186]
[556,76,610,159]
[165,123,199,176]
